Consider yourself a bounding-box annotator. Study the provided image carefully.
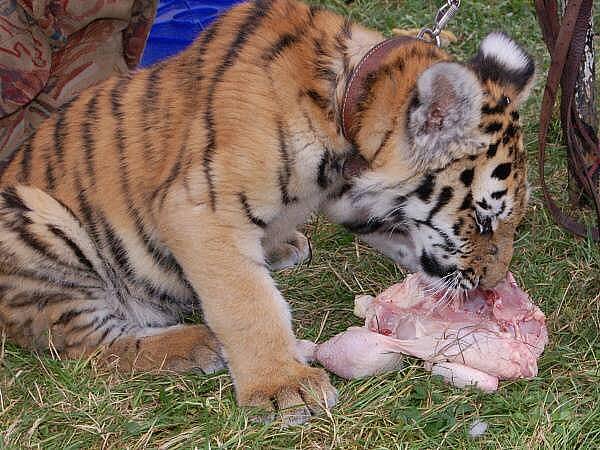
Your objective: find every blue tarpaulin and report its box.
[140,0,243,67]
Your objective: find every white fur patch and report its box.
[480,32,530,72]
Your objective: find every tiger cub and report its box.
[0,0,533,424]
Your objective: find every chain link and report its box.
[417,0,461,47]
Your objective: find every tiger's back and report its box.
[0,0,338,333]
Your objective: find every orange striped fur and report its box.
[0,0,534,423]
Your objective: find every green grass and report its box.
[2,1,600,448]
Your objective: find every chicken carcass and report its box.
[300,272,548,392]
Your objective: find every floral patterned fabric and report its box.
[0,0,157,159]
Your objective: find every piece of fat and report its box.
[428,362,499,392]
[354,295,375,319]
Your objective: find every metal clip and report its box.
[417,0,460,47]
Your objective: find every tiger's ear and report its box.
[470,32,535,105]
[407,62,487,171]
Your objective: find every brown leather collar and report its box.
[341,35,418,142]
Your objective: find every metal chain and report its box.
[417,0,461,47]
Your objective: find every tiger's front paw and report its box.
[238,364,337,426]
[266,231,312,271]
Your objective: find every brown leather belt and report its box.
[535,0,600,241]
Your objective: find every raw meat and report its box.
[299,272,548,392]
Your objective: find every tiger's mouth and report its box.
[413,271,523,312]
[415,270,481,306]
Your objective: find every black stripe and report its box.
[204,0,273,210]
[82,94,99,186]
[309,4,323,17]
[39,292,62,310]
[80,173,186,302]
[415,174,436,202]
[18,141,33,183]
[339,18,352,39]
[0,143,23,182]
[470,46,534,93]
[54,308,97,326]
[481,102,507,115]
[452,218,464,235]
[10,292,66,309]
[334,20,352,74]
[66,314,101,334]
[372,128,393,162]
[460,169,474,187]
[12,268,89,289]
[239,192,267,228]
[313,38,336,83]
[107,323,129,347]
[459,192,472,210]
[487,141,499,158]
[328,182,352,200]
[483,121,503,134]
[491,189,508,200]
[263,33,299,62]
[111,78,133,203]
[343,218,384,235]
[305,89,330,112]
[317,150,331,189]
[97,324,115,345]
[502,122,519,144]
[53,106,68,167]
[9,292,43,308]
[276,119,296,205]
[47,225,95,272]
[1,187,30,212]
[428,186,454,220]
[75,174,100,244]
[143,65,162,125]
[12,214,92,274]
[0,284,11,297]
[499,200,507,215]
[477,199,490,210]
[491,162,512,180]
[18,226,57,261]
[195,19,222,81]
[140,66,163,161]
[98,214,135,278]
[45,158,56,191]
[130,206,185,277]
[356,69,386,115]
[153,145,184,209]
[65,314,118,349]
[421,252,455,278]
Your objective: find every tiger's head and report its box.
[324,32,534,290]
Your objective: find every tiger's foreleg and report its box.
[262,208,313,270]
[161,202,337,424]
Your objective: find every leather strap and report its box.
[341,35,418,141]
[535,0,600,241]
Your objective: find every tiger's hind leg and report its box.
[0,185,225,373]
[101,323,224,373]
